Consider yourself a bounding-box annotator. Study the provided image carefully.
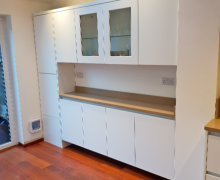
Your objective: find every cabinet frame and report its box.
[75,5,105,64]
[103,0,138,64]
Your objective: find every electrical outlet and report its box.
[161,77,176,86]
[76,72,84,79]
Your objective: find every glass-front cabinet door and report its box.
[103,0,138,64]
[76,5,104,63]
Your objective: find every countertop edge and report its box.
[205,119,220,133]
[60,93,175,119]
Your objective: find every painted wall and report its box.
[75,64,176,98]
[175,0,220,179]
[51,0,95,9]
[0,0,52,144]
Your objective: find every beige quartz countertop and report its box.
[60,87,176,119]
[205,119,220,133]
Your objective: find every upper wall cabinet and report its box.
[34,0,177,66]
[75,5,105,64]
[34,14,56,74]
[139,0,178,65]
[103,0,138,64]
[53,10,77,63]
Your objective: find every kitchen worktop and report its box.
[60,87,176,118]
[205,118,220,133]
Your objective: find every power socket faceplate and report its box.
[161,77,176,86]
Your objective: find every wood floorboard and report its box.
[0,141,167,180]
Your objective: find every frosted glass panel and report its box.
[80,13,99,56]
[109,8,131,56]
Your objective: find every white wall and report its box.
[75,64,176,98]
[175,0,220,179]
[216,35,220,99]
[51,0,95,9]
[0,0,52,144]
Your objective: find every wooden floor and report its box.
[0,141,167,180]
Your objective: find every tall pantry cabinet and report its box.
[33,10,76,147]
[34,14,61,147]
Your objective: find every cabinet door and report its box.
[38,73,59,118]
[139,0,177,65]
[106,108,135,166]
[53,10,77,63]
[42,114,62,147]
[60,99,83,147]
[83,103,107,155]
[103,0,138,64]
[135,114,175,179]
[207,135,220,175]
[75,5,104,64]
[34,14,56,74]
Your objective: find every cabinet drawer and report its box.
[206,174,220,180]
[207,135,220,174]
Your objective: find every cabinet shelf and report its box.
[110,35,131,38]
[59,86,176,118]
[82,37,98,40]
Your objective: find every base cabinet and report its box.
[42,115,62,147]
[206,134,220,180]
[207,135,220,175]
[106,108,135,166]
[60,100,175,178]
[60,99,83,147]
[135,114,175,179]
[83,103,107,155]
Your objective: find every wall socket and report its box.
[161,77,176,86]
[76,72,84,79]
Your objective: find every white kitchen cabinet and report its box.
[83,103,107,155]
[34,14,56,74]
[103,0,138,64]
[38,73,59,118]
[139,0,177,65]
[42,114,62,147]
[34,0,178,66]
[60,99,83,147]
[106,108,135,166]
[75,5,105,64]
[206,174,220,180]
[207,135,220,175]
[135,114,175,179]
[53,10,77,63]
